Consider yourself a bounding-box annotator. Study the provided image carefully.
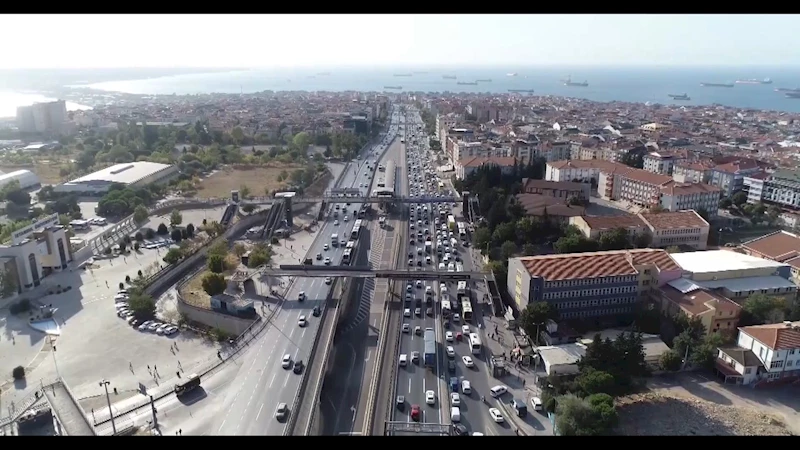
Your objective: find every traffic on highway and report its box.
[213,106,406,435]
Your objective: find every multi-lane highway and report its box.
[388,107,513,436]
[211,107,405,435]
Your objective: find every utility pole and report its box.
[99,380,116,435]
[50,337,60,379]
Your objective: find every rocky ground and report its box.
[615,392,793,436]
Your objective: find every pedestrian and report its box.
[523,379,526,387]
[147,364,151,371]
[177,371,181,378]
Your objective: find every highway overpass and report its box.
[251,265,490,280]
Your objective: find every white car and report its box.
[334,220,339,226]
[531,397,543,411]
[461,325,470,335]
[461,380,471,394]
[325,277,332,285]
[323,244,329,251]
[425,390,436,405]
[489,385,508,398]
[445,331,454,342]
[462,356,474,368]
[450,392,461,406]
[281,354,292,369]
[489,408,504,423]
[446,346,455,358]
[402,323,410,333]
[344,216,349,222]
[404,308,411,317]
[324,257,331,265]
[298,316,307,327]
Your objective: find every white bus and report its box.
[469,333,482,355]
[457,281,467,295]
[462,300,473,322]
[441,298,451,314]
[70,219,91,230]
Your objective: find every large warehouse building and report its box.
[0,170,41,191]
[54,162,179,195]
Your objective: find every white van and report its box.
[399,354,408,367]
[450,406,461,423]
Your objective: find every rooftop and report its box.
[670,250,788,274]
[515,194,585,218]
[639,210,709,230]
[581,214,646,231]
[660,283,742,317]
[741,230,800,262]
[537,343,586,366]
[739,321,800,351]
[717,346,763,368]
[459,156,517,168]
[65,162,174,186]
[515,248,680,281]
[521,178,587,192]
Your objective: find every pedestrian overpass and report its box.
[43,379,96,436]
[254,265,489,280]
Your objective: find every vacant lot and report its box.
[0,163,66,184]
[615,392,792,436]
[197,165,303,198]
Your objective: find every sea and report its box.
[3,66,800,116]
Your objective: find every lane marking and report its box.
[408,378,411,393]
[269,373,276,388]
[255,404,264,421]
[283,373,290,387]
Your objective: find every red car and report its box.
[410,404,421,422]
[455,332,463,342]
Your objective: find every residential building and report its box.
[659,182,721,217]
[709,159,761,198]
[455,156,516,180]
[545,159,620,183]
[542,141,572,162]
[511,138,539,164]
[16,100,68,134]
[643,151,685,175]
[507,249,683,321]
[599,166,673,207]
[656,281,743,336]
[740,231,800,284]
[673,161,713,184]
[514,194,586,224]
[744,169,800,209]
[569,214,647,241]
[716,321,800,385]
[670,250,797,301]
[569,210,710,250]
[520,179,589,201]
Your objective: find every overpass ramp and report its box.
[43,380,96,436]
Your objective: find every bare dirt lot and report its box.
[616,392,792,435]
[0,163,66,184]
[197,165,303,198]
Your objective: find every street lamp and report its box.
[49,336,60,379]
[99,380,116,435]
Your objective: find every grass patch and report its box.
[0,162,68,184]
[197,165,303,198]
[179,270,212,309]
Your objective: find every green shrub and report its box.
[12,365,25,380]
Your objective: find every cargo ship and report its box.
[457,81,478,86]
[476,79,492,82]
[393,73,413,77]
[563,76,588,87]
[786,92,800,99]
[508,89,535,93]
[668,93,691,101]
[736,78,772,85]
[775,87,800,93]
[442,75,457,79]
[383,86,403,90]
[507,73,518,77]
[700,82,734,87]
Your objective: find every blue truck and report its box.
[424,328,436,367]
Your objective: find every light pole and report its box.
[99,380,116,435]
[49,336,60,379]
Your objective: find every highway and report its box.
[211,106,404,435]
[388,107,513,436]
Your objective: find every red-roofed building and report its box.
[717,321,800,385]
[507,249,682,322]
[455,156,516,180]
[569,210,710,250]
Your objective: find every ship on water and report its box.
[700,82,734,88]
[735,78,772,85]
[507,73,518,77]
[383,86,403,90]
[442,75,457,79]
[786,92,800,99]
[457,81,478,86]
[476,79,492,82]
[668,93,691,101]
[562,76,588,87]
[393,73,413,77]
[776,87,800,93]
[508,89,535,93]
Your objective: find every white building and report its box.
[716,321,800,385]
[744,170,800,209]
[659,182,722,217]
[16,100,68,134]
[536,343,586,376]
[0,170,40,190]
[643,151,685,175]
[0,213,72,294]
[55,162,179,195]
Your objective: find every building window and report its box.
[770,360,783,369]
[744,367,752,374]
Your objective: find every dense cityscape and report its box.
[0,14,799,438]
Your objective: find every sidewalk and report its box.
[478,311,554,436]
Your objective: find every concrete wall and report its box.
[176,300,255,336]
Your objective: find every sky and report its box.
[1,14,799,69]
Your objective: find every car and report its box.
[334,220,339,226]
[344,216,349,222]
[156,324,172,335]
[450,392,461,406]
[415,280,422,288]
[399,354,408,366]
[340,239,347,246]
[461,380,471,394]
[275,403,289,421]
[426,307,433,316]
[293,359,303,374]
[298,292,306,302]
[402,323,410,333]
[323,243,329,251]
[462,325,470,334]
[324,257,331,265]
[148,322,162,332]
[411,351,420,363]
[414,307,421,316]
[414,326,421,335]
[453,423,468,436]
[489,408,504,423]
[298,316,307,327]
[462,356,474,368]
[406,283,412,292]
[137,320,153,331]
[448,359,456,373]
[312,306,321,316]
[425,390,435,405]
[453,314,461,323]
[316,253,322,260]
[115,303,128,310]
[117,309,130,318]
[404,308,411,317]
[113,293,128,301]
[281,354,292,369]
[408,259,413,266]
[325,277,332,285]
[531,397,543,411]
[489,385,508,398]
[396,395,405,409]
[410,404,421,422]
[445,331,454,342]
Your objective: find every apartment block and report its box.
[659,182,722,217]
[520,179,589,200]
[643,151,686,175]
[507,249,682,321]
[455,156,516,180]
[16,100,68,134]
[673,161,713,184]
[599,167,673,207]
[744,169,800,209]
[716,321,800,385]
[709,159,761,197]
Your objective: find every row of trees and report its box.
[554,225,652,254]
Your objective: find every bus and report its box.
[462,299,473,322]
[457,222,467,239]
[350,219,363,240]
[175,373,201,397]
[342,240,356,265]
[457,281,467,295]
[70,219,91,230]
[468,333,482,355]
[441,297,451,314]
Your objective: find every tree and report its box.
[292,131,312,152]
[231,126,245,144]
[742,293,786,325]
[0,269,18,298]
[241,203,256,214]
[239,184,251,199]
[170,209,183,227]
[12,365,25,380]
[128,292,156,320]
[247,243,272,268]
[689,333,726,369]
[170,228,183,242]
[555,393,617,436]
[133,205,149,223]
[5,189,30,206]
[633,232,652,248]
[157,222,169,235]
[185,223,195,237]
[598,228,631,251]
[519,301,556,344]
[665,245,681,253]
[579,332,648,390]
[205,221,225,237]
[163,248,183,265]
[201,272,227,296]
[554,234,599,254]
[576,369,616,396]
[659,349,683,371]
[500,240,517,259]
[473,227,491,253]
[521,243,537,256]
[568,196,584,206]
[208,254,225,273]
[732,191,748,207]
[648,204,666,214]
[719,197,733,209]
[233,243,247,257]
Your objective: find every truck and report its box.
[174,373,201,397]
[423,328,436,367]
[447,215,456,232]
[331,233,339,246]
